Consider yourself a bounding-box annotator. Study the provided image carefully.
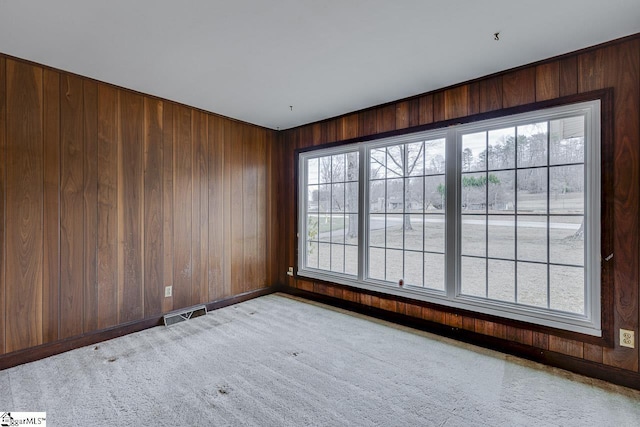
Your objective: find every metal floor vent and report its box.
[163,305,208,326]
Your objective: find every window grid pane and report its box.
[460,116,586,314]
[367,140,445,288]
[304,152,359,276]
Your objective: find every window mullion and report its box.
[446,128,458,299]
[359,145,367,282]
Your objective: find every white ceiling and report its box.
[1,1,639,130]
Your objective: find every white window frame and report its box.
[298,100,601,336]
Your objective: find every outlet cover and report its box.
[620,329,635,348]
[165,286,172,298]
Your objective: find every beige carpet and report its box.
[1,293,639,426]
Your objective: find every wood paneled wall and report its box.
[276,35,640,375]
[0,55,276,355]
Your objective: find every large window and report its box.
[298,100,601,336]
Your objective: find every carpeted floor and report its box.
[1,293,639,426]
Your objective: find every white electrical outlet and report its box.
[165,286,172,298]
[620,329,635,348]
[287,267,294,276]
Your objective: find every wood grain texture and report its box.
[0,52,275,357]
[97,84,119,330]
[444,86,468,120]
[162,102,174,314]
[338,113,359,140]
[506,326,533,346]
[222,120,233,297]
[257,129,268,289]
[502,68,536,108]
[408,98,421,127]
[559,56,578,97]
[548,336,584,358]
[532,332,549,350]
[265,130,276,286]
[467,82,480,116]
[376,105,395,133]
[172,105,193,309]
[405,303,421,319]
[584,343,603,364]
[395,101,409,130]
[310,123,322,146]
[462,316,475,331]
[535,62,560,101]
[119,91,144,322]
[445,312,463,329]
[230,121,244,295]
[42,69,60,344]
[601,41,640,371]
[191,111,208,303]
[6,60,44,352]
[60,73,85,340]
[144,98,164,316]
[433,92,445,122]
[418,95,434,125]
[478,76,502,113]
[296,279,314,293]
[358,110,376,137]
[208,115,224,302]
[83,80,98,332]
[322,121,337,145]
[0,57,6,355]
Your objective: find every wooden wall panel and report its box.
[257,129,268,289]
[119,91,144,322]
[243,127,258,293]
[172,105,193,309]
[97,84,119,329]
[0,56,6,355]
[161,102,175,314]
[278,35,640,379]
[322,120,337,144]
[467,82,480,115]
[478,76,502,113]
[376,105,395,133]
[418,94,434,125]
[338,113,359,140]
[191,111,208,304]
[549,336,584,359]
[5,60,44,352]
[222,120,233,297]
[230,122,245,295]
[559,56,578,97]
[208,115,224,302]
[0,53,275,358]
[535,62,560,101]
[60,73,85,339]
[395,101,409,130]
[433,92,445,122]
[144,98,164,316]
[359,110,376,138]
[42,69,60,344]
[408,98,421,127]
[502,68,536,108]
[83,80,98,332]
[444,86,468,120]
[602,42,640,371]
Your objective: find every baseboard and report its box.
[282,286,640,392]
[0,286,276,371]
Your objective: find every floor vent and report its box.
[163,305,208,326]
